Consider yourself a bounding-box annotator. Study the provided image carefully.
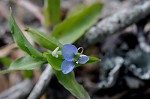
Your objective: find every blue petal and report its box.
[61,60,75,74]
[62,44,78,61]
[77,55,89,64]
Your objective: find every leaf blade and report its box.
[44,0,61,26]
[44,52,100,71]
[44,52,63,71]
[0,70,13,75]
[52,3,103,44]
[9,55,46,70]
[9,10,43,59]
[55,71,91,99]
[25,27,63,51]
[87,56,101,64]
[0,55,46,74]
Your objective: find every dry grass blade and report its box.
[0,43,17,57]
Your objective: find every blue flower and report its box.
[61,44,89,74]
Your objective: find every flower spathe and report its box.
[61,44,89,74]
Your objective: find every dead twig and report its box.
[28,64,53,99]
[0,79,35,99]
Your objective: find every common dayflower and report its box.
[61,44,89,74]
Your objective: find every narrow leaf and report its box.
[9,10,43,59]
[25,27,63,51]
[44,52,100,71]
[0,55,46,74]
[52,3,103,44]
[44,0,61,27]
[55,71,91,99]
[23,70,34,78]
[44,52,63,71]
[87,56,100,63]
[67,4,87,18]
[0,57,12,66]
[0,70,13,75]
[9,55,46,70]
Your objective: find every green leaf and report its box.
[52,3,103,44]
[23,70,34,79]
[44,52,63,71]
[44,52,100,71]
[0,70,13,75]
[0,55,46,74]
[87,56,100,63]
[9,55,46,70]
[44,0,61,27]
[9,10,43,59]
[55,71,91,99]
[67,4,87,18]
[25,27,63,51]
[0,57,12,66]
